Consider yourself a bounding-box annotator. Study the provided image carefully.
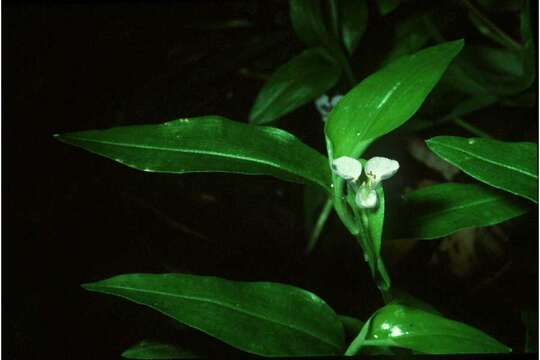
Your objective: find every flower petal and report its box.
[330,95,343,107]
[355,187,377,208]
[365,157,399,185]
[331,156,362,181]
[315,94,331,115]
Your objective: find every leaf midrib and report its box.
[89,284,342,351]
[431,140,538,179]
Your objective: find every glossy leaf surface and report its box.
[427,136,538,202]
[56,116,332,191]
[391,289,441,315]
[289,0,328,47]
[249,48,341,124]
[122,340,199,359]
[326,40,463,159]
[339,0,368,55]
[83,274,345,357]
[365,303,511,354]
[402,183,528,239]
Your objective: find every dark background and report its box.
[3,1,538,358]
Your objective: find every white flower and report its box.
[330,95,343,107]
[315,94,343,121]
[356,157,399,209]
[315,94,330,116]
[364,156,400,187]
[331,155,399,210]
[331,156,362,182]
[355,186,378,208]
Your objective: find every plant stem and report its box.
[305,198,333,253]
[329,0,340,42]
[333,179,359,235]
[453,117,492,138]
[350,200,393,303]
[344,317,373,356]
[461,0,522,51]
[326,0,355,88]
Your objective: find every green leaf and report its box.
[364,303,511,354]
[440,60,491,95]
[402,183,528,240]
[426,136,538,202]
[338,0,368,55]
[453,46,533,96]
[122,340,200,359]
[249,48,341,124]
[83,274,345,357]
[325,39,463,159]
[377,0,400,16]
[469,46,524,77]
[55,116,332,192]
[289,0,329,48]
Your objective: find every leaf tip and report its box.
[81,282,98,291]
[53,133,65,142]
[450,38,465,54]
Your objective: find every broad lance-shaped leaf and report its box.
[360,303,511,354]
[402,183,528,240]
[427,136,538,203]
[325,40,463,159]
[122,340,200,359]
[55,116,332,192]
[83,274,345,357]
[249,48,340,124]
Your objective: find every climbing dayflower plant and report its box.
[54,1,535,354]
